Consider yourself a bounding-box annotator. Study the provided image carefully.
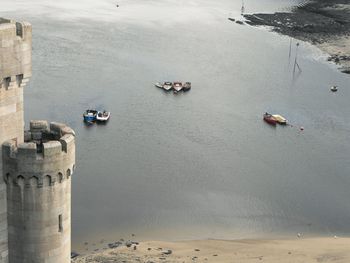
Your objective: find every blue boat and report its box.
[83,110,98,122]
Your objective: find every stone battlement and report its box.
[0,20,31,40]
[3,121,75,159]
[0,18,32,86]
[2,121,76,187]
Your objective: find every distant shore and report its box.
[72,237,350,262]
[243,0,350,74]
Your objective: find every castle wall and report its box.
[0,19,32,263]
[2,121,75,263]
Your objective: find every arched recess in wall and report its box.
[66,169,71,178]
[4,173,10,184]
[43,175,52,187]
[29,176,39,187]
[16,175,25,188]
[58,172,63,183]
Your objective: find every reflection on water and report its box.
[2,0,350,251]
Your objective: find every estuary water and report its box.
[2,0,350,251]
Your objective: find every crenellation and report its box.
[43,141,63,157]
[30,120,49,132]
[17,142,37,157]
[0,20,32,83]
[60,134,75,153]
[3,122,75,161]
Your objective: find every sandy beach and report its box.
[72,237,350,262]
[319,36,350,73]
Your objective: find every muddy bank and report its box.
[243,0,350,74]
[72,238,350,263]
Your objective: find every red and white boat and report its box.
[263,112,277,126]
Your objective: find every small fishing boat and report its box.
[183,82,191,91]
[263,112,277,126]
[96,110,111,122]
[272,114,287,125]
[154,82,164,89]
[163,81,173,91]
[331,86,338,92]
[83,110,97,122]
[173,82,183,92]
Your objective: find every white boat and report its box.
[173,82,183,92]
[154,82,164,89]
[330,86,338,92]
[96,110,111,122]
[163,81,173,91]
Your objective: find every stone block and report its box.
[30,120,48,132]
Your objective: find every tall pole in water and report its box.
[293,42,301,75]
[241,0,245,15]
[288,38,292,62]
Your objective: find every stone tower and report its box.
[0,18,75,262]
[0,18,32,263]
[2,121,75,262]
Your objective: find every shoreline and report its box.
[72,237,350,262]
[243,0,350,74]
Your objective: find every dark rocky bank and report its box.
[243,0,350,74]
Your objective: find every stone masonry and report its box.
[3,121,75,262]
[0,18,75,262]
[0,18,32,263]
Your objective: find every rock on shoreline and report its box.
[243,0,350,74]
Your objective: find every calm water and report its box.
[2,0,350,251]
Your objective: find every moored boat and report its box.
[96,110,111,122]
[331,85,338,92]
[173,82,183,92]
[163,81,173,91]
[83,110,97,122]
[183,82,191,91]
[272,114,287,125]
[263,112,277,126]
[155,82,164,89]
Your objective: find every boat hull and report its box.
[173,82,183,92]
[264,118,277,125]
[96,112,110,122]
[183,82,191,91]
[83,115,96,122]
[163,85,173,91]
[155,83,164,89]
[263,113,277,126]
[272,114,287,125]
[83,110,98,122]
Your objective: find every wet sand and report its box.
[243,0,350,74]
[72,237,350,262]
